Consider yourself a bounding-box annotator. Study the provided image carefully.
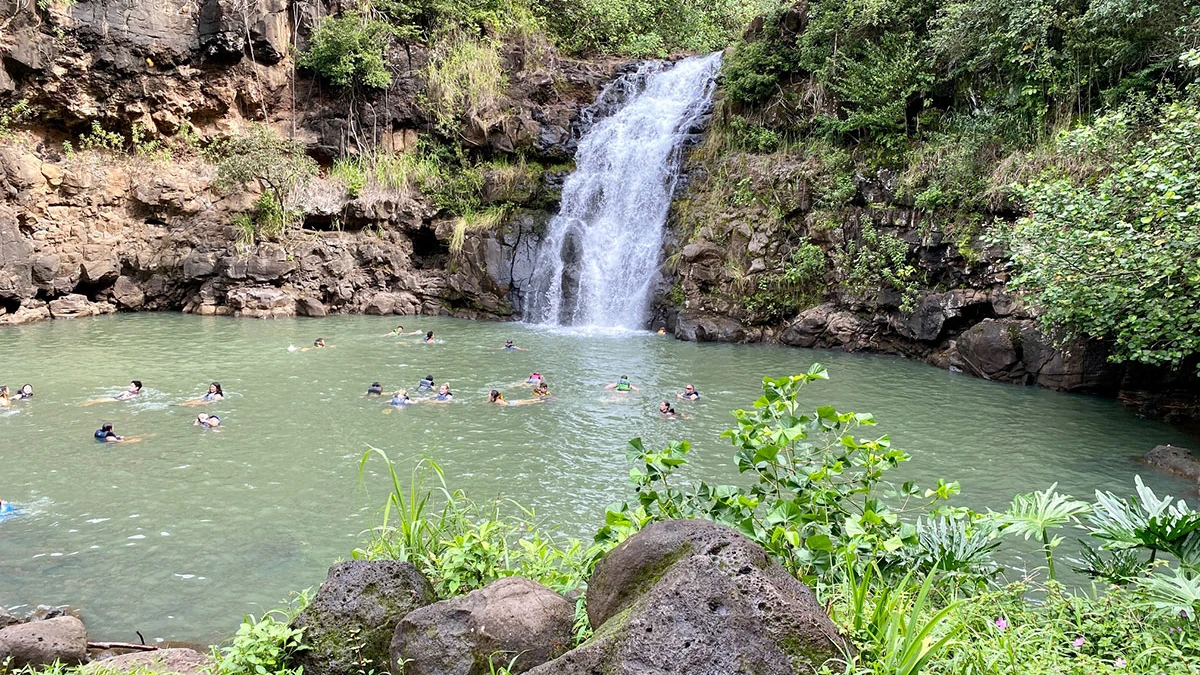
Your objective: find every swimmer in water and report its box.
[659,401,677,417]
[0,386,9,407]
[432,382,453,402]
[16,384,33,400]
[116,380,143,400]
[81,380,142,406]
[366,382,384,397]
[657,327,666,335]
[423,331,435,344]
[605,376,638,392]
[490,389,543,406]
[417,375,435,392]
[182,382,223,406]
[503,340,527,351]
[390,389,414,406]
[676,384,700,401]
[524,372,543,385]
[94,422,124,443]
[532,382,551,399]
[194,413,221,429]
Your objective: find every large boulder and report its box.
[390,577,574,675]
[48,294,114,319]
[292,561,437,675]
[527,520,850,675]
[1144,445,1200,482]
[0,616,87,668]
[674,311,746,343]
[225,286,295,318]
[87,648,209,675]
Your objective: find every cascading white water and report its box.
[523,53,722,328]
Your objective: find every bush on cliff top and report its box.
[298,13,396,89]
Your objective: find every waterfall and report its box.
[523,53,723,329]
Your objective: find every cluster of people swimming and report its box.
[0,323,702,447]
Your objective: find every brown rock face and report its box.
[0,616,88,669]
[390,577,574,675]
[88,648,210,675]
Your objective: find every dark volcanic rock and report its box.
[675,310,746,343]
[1144,445,1200,482]
[292,561,437,675]
[527,519,850,675]
[390,577,574,675]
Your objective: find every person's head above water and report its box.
[101,422,114,432]
[659,401,675,414]
[538,382,549,392]
[130,380,143,392]
[489,389,504,403]
[425,331,434,340]
[505,339,514,346]
[314,338,325,347]
[18,384,32,397]
[209,382,223,396]
[439,382,451,394]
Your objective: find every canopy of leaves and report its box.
[298,12,396,89]
[1004,97,1200,370]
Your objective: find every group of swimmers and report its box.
[4,325,703,445]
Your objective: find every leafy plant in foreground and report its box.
[997,483,1091,580]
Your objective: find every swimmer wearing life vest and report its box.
[83,381,142,406]
[432,382,454,402]
[524,372,543,385]
[390,390,414,406]
[366,382,384,397]
[532,382,551,399]
[676,384,700,401]
[0,386,9,408]
[605,376,639,392]
[16,384,33,400]
[490,389,542,406]
[659,401,678,417]
[94,423,124,442]
[503,340,527,351]
[417,375,435,392]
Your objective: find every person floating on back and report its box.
[417,375,435,392]
[116,380,143,401]
[194,413,221,429]
[606,376,638,392]
[366,382,384,397]
[533,382,551,399]
[16,384,32,400]
[0,386,9,408]
[503,340,526,351]
[676,384,700,401]
[94,423,124,443]
[489,389,507,405]
[525,372,543,385]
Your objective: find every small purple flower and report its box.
[1113,657,1126,668]
[1071,637,1085,648]
[994,617,1008,630]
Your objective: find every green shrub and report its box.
[211,125,317,233]
[298,13,395,89]
[331,158,368,197]
[425,35,507,131]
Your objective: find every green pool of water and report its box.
[0,314,1195,642]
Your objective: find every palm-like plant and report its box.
[1087,476,1200,563]
[997,483,1091,580]
[904,516,1002,585]
[1137,567,1200,621]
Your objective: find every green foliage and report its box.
[211,125,318,233]
[332,158,368,197]
[0,98,34,138]
[77,122,125,153]
[600,366,959,580]
[1003,99,1200,370]
[996,484,1091,580]
[207,593,310,675]
[450,205,509,255]
[354,449,602,598]
[1086,475,1200,565]
[425,35,507,132]
[298,13,395,89]
[722,33,797,105]
[832,221,920,312]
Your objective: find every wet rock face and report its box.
[390,577,574,675]
[1144,445,1200,482]
[527,520,850,675]
[291,561,437,675]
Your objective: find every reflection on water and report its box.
[0,314,1195,641]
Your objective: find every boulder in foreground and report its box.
[0,616,87,669]
[390,576,574,675]
[527,519,851,675]
[292,561,436,675]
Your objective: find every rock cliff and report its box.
[0,0,617,323]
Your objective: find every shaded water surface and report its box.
[0,314,1195,640]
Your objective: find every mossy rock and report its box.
[291,561,436,675]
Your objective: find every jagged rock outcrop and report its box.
[291,561,437,675]
[1144,445,1200,483]
[527,520,850,675]
[390,577,574,675]
[87,648,210,675]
